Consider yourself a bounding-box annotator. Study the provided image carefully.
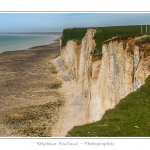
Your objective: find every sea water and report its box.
[0,34,61,53]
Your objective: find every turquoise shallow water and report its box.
[0,34,61,53]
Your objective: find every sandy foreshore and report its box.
[0,39,87,137]
[50,56,87,136]
[0,40,65,137]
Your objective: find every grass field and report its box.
[61,25,150,54]
[61,28,88,47]
[67,76,150,137]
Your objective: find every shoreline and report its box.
[28,38,60,50]
[0,39,59,54]
[0,38,87,137]
[0,34,61,54]
[0,38,60,54]
[0,39,63,136]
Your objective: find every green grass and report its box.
[94,25,147,53]
[61,25,150,54]
[67,76,150,137]
[61,28,88,47]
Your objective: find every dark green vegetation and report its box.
[61,25,150,54]
[61,28,88,47]
[94,25,150,53]
[67,76,150,137]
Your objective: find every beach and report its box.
[0,40,65,136]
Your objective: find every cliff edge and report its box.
[60,28,150,124]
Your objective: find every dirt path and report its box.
[51,56,87,136]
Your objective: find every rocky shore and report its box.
[0,40,64,137]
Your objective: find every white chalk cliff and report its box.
[60,28,150,123]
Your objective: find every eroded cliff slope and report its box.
[60,28,150,123]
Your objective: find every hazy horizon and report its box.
[0,13,150,33]
[0,32,62,34]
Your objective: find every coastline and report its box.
[0,40,64,136]
[0,34,61,53]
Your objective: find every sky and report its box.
[0,13,150,33]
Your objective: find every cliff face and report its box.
[61,40,81,78]
[60,29,150,123]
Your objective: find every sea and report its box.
[0,33,61,53]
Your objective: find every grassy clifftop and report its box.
[61,28,88,47]
[61,25,150,54]
[61,25,150,137]
[67,76,150,137]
